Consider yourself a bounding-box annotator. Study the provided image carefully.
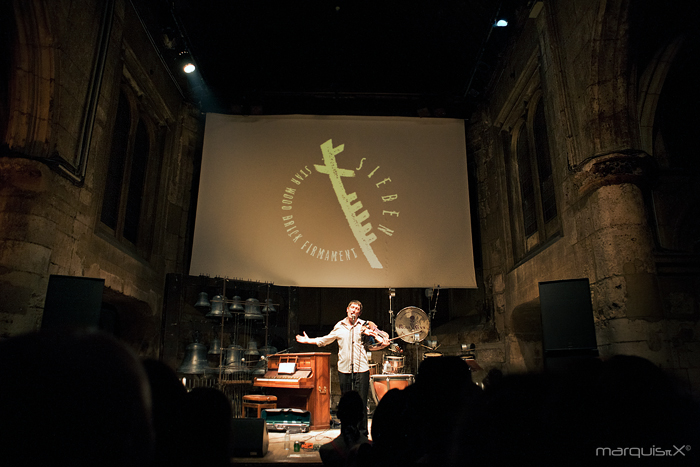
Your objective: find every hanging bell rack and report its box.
[194,277,280,385]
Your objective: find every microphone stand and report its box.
[388,288,395,338]
[414,333,420,374]
[350,322,355,391]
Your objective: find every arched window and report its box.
[516,122,537,237]
[0,1,13,139]
[651,37,700,253]
[99,87,160,258]
[101,90,131,230]
[533,100,557,224]
[504,94,560,262]
[123,119,149,244]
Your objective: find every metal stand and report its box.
[350,325,355,391]
[388,288,395,338]
[264,284,271,349]
[414,334,420,374]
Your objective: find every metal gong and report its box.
[395,306,430,343]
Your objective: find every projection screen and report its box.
[190,114,476,288]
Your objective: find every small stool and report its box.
[242,394,277,418]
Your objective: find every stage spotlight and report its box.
[495,18,508,27]
[177,51,196,74]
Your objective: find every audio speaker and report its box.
[41,275,105,330]
[539,279,598,369]
[229,418,269,457]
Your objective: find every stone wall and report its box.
[0,0,200,357]
[469,0,700,395]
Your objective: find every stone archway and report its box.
[587,0,638,155]
[637,37,684,156]
[4,0,56,157]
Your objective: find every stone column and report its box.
[0,158,54,335]
[574,151,672,367]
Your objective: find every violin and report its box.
[360,321,390,351]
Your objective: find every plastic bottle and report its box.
[284,428,291,450]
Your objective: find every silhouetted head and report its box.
[337,390,365,426]
[0,330,154,467]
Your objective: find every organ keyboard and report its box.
[253,352,331,430]
[255,369,312,382]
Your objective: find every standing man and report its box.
[296,300,389,435]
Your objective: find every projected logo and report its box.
[281,139,399,269]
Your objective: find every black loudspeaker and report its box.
[229,418,269,457]
[539,279,598,370]
[41,275,105,330]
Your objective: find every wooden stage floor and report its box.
[231,421,372,466]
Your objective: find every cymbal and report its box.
[395,306,430,343]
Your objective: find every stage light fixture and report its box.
[495,19,508,27]
[177,50,196,74]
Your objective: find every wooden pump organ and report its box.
[253,352,331,430]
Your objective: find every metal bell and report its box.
[194,292,211,308]
[244,341,261,368]
[259,345,277,357]
[229,296,244,312]
[177,342,210,374]
[208,336,222,354]
[224,345,245,370]
[206,295,232,318]
[244,298,263,320]
[244,341,260,357]
[252,360,267,376]
[262,298,276,313]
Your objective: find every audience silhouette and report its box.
[142,358,188,467]
[0,330,154,467]
[450,355,700,467]
[2,328,698,467]
[364,353,700,467]
[368,356,482,466]
[320,390,371,467]
[181,386,232,467]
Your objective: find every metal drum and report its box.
[382,355,404,374]
[423,352,443,360]
[369,363,378,376]
[370,374,414,405]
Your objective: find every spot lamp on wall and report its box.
[177,50,196,73]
